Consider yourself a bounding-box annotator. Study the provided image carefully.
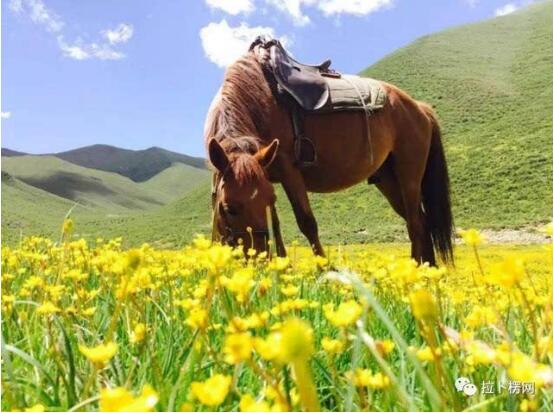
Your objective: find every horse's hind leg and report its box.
[393,151,436,265]
[374,158,406,220]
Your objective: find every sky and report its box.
[1,0,534,157]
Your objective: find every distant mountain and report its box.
[53,144,207,182]
[2,148,28,157]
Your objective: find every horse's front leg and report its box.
[270,204,287,257]
[279,162,325,256]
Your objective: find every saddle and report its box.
[250,36,386,167]
[250,36,339,111]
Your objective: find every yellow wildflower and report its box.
[321,337,345,354]
[223,332,253,364]
[191,374,231,406]
[130,323,147,344]
[278,318,314,363]
[99,385,158,412]
[459,228,484,246]
[185,308,208,330]
[324,300,363,327]
[79,341,118,366]
[489,256,525,288]
[240,395,271,412]
[36,301,60,316]
[409,289,438,322]
[24,404,45,412]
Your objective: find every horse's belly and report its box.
[300,111,388,193]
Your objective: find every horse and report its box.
[204,48,454,266]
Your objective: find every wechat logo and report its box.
[455,377,477,396]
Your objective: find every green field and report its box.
[1,1,552,247]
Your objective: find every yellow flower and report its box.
[465,306,498,328]
[281,283,300,297]
[416,346,440,362]
[185,308,208,330]
[79,341,118,366]
[62,218,74,236]
[130,323,147,344]
[254,333,282,361]
[375,339,395,357]
[221,268,255,303]
[489,256,525,288]
[240,394,271,412]
[459,228,484,246]
[24,404,45,412]
[191,374,231,406]
[323,300,363,327]
[409,289,438,322]
[223,332,253,364]
[99,385,158,412]
[36,301,60,316]
[321,337,345,354]
[347,369,390,389]
[278,318,314,363]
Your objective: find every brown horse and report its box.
[204,50,454,266]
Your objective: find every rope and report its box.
[341,75,374,165]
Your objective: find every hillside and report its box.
[1,155,209,210]
[1,172,93,244]
[1,148,27,157]
[54,144,206,182]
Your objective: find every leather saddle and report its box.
[250,36,340,111]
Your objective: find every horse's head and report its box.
[209,138,279,254]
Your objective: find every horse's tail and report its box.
[421,105,455,265]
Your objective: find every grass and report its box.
[2,233,552,412]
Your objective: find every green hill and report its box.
[1,172,91,244]
[54,144,206,182]
[2,2,551,247]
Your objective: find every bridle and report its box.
[211,171,271,246]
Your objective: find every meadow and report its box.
[2,221,552,412]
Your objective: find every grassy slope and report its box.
[2,155,168,211]
[1,158,211,244]
[138,163,211,200]
[1,173,94,243]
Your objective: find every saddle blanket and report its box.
[318,74,387,114]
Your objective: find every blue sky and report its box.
[1,0,532,157]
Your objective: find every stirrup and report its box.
[294,136,317,167]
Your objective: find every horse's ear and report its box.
[208,139,229,172]
[255,139,279,168]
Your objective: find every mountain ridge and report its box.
[1,144,207,182]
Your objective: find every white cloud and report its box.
[9,0,64,32]
[206,0,254,15]
[8,0,132,61]
[57,36,125,61]
[495,3,518,16]
[103,23,134,45]
[317,0,393,16]
[1,112,12,119]
[267,0,314,26]
[200,20,286,67]
[264,0,392,26]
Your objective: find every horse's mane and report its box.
[205,52,273,155]
[205,51,275,185]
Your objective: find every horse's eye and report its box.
[222,204,239,216]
